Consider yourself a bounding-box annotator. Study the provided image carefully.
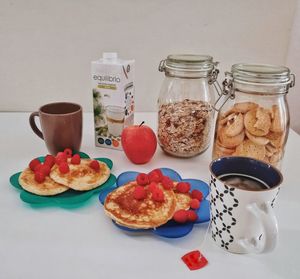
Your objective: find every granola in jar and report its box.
[157,55,219,157]
[158,99,213,157]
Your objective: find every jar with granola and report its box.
[158,54,219,157]
[212,63,295,169]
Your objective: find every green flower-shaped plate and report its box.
[9,152,116,207]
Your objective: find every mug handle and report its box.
[29,112,44,139]
[238,202,278,253]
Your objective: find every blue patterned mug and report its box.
[209,156,283,254]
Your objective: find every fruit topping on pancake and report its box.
[50,158,110,191]
[104,170,205,229]
[18,149,111,195]
[104,181,177,229]
[19,166,68,196]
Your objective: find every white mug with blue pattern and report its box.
[209,156,283,253]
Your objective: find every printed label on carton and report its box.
[92,55,134,150]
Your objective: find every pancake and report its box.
[18,168,69,196]
[50,159,110,191]
[104,182,177,229]
[174,192,191,210]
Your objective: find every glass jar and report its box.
[212,63,295,169]
[157,54,219,157]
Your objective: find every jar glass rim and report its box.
[164,54,216,72]
[231,63,291,84]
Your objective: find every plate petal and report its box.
[182,179,210,198]
[153,220,194,238]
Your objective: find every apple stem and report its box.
[139,121,145,127]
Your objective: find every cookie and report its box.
[244,108,270,136]
[270,105,284,133]
[245,130,269,146]
[224,113,244,137]
[219,127,245,148]
[234,139,266,161]
[233,102,258,113]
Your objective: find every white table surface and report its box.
[1,112,300,279]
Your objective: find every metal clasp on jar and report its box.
[212,71,235,112]
[158,59,166,72]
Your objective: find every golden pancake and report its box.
[19,168,69,196]
[172,181,191,210]
[50,159,110,191]
[104,182,177,229]
[174,192,191,210]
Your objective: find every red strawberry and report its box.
[29,158,40,171]
[89,160,100,172]
[176,182,191,193]
[59,162,69,174]
[34,171,45,183]
[44,155,55,168]
[161,176,173,190]
[136,173,149,186]
[39,164,51,176]
[63,148,73,158]
[133,186,147,200]
[148,182,158,193]
[187,210,198,222]
[190,199,200,209]
[151,188,164,202]
[173,210,188,223]
[191,189,203,201]
[55,152,68,165]
[71,154,81,165]
[148,169,163,183]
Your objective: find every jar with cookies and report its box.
[213,63,295,169]
[158,54,219,157]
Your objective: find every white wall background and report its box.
[0,0,299,132]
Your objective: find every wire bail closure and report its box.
[212,72,235,112]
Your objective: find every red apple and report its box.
[121,122,157,164]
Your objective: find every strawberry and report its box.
[161,176,173,190]
[89,160,100,172]
[190,199,200,209]
[151,188,164,202]
[176,182,191,193]
[136,173,149,186]
[34,171,45,183]
[71,154,81,165]
[187,210,198,222]
[148,182,158,193]
[63,148,73,158]
[148,169,163,183]
[59,162,69,174]
[44,155,55,168]
[173,210,188,223]
[133,186,147,200]
[191,189,203,201]
[29,158,40,171]
[55,152,68,165]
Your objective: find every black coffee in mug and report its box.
[218,173,270,191]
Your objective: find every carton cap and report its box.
[103,52,118,60]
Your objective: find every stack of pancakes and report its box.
[18,159,110,196]
[104,180,192,229]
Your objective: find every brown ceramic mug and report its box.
[29,102,83,155]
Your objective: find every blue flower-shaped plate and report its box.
[9,152,116,207]
[99,168,210,238]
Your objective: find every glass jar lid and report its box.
[231,63,294,86]
[159,54,218,77]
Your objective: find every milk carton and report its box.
[92,52,134,150]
